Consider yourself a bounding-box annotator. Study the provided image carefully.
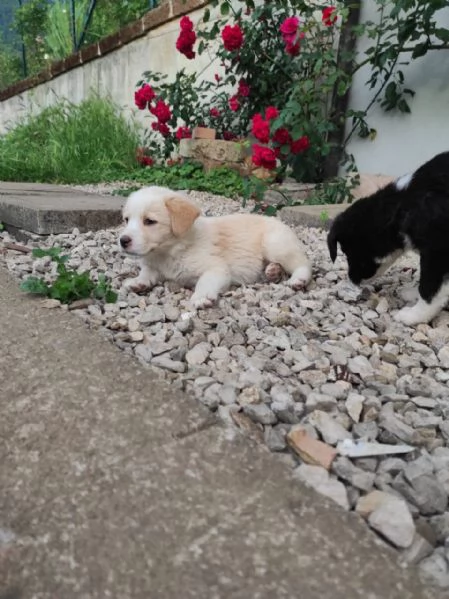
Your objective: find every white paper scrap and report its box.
[337,438,415,458]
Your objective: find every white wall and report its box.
[346,2,449,176]
[0,5,220,135]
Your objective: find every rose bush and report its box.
[134,1,334,181]
[134,0,448,198]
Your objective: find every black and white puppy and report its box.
[327,151,449,326]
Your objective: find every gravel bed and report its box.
[3,187,449,589]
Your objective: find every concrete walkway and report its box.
[0,265,444,599]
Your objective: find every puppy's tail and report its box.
[327,227,338,263]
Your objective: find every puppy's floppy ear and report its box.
[165,196,200,237]
[327,227,338,263]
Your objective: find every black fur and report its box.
[328,151,449,304]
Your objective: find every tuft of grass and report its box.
[0,95,141,184]
[45,0,91,60]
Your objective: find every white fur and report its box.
[395,281,449,326]
[119,186,312,309]
[395,172,413,191]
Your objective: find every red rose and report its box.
[150,100,171,123]
[175,126,192,140]
[180,16,194,31]
[229,95,240,111]
[322,7,337,26]
[214,73,221,82]
[252,144,277,170]
[141,156,154,167]
[158,123,170,137]
[221,24,244,52]
[251,113,270,144]
[273,128,292,146]
[238,79,250,97]
[134,84,156,110]
[285,41,300,56]
[290,135,310,153]
[209,108,221,118]
[265,106,279,120]
[176,29,196,59]
[280,17,299,44]
[222,131,237,141]
[151,121,170,137]
[280,17,304,56]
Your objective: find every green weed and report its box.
[20,247,117,304]
[112,161,249,200]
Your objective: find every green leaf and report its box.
[264,205,277,216]
[434,27,449,43]
[105,289,118,303]
[220,2,230,15]
[20,277,50,296]
[32,247,61,259]
[412,43,428,59]
[397,98,411,113]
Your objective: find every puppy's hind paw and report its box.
[394,306,420,327]
[190,295,216,310]
[123,278,151,294]
[399,286,419,302]
[264,262,285,283]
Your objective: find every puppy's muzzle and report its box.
[120,235,132,249]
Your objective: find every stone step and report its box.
[0,182,125,235]
[278,203,347,230]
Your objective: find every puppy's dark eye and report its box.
[124,217,129,224]
[144,218,157,226]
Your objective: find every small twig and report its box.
[2,242,32,254]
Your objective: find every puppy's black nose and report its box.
[120,235,132,249]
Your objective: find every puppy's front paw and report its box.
[124,277,151,294]
[394,306,420,326]
[399,286,419,302]
[287,266,312,291]
[190,294,216,309]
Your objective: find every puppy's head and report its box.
[327,210,381,285]
[119,186,200,255]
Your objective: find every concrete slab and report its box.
[0,182,125,235]
[0,265,443,599]
[276,174,396,230]
[279,203,347,230]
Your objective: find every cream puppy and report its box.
[119,186,312,309]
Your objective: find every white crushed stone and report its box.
[2,185,449,589]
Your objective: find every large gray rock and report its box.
[378,412,420,445]
[419,550,449,588]
[308,410,352,445]
[368,495,415,549]
[294,464,350,510]
[393,471,448,516]
[243,403,277,425]
[332,456,375,492]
